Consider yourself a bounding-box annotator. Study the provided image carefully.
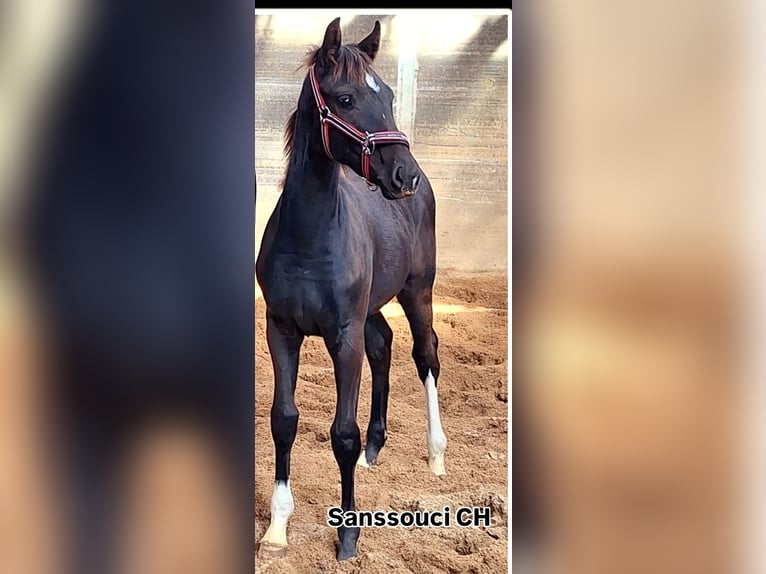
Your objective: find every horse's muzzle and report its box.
[387,162,420,199]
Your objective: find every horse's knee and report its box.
[365,321,393,365]
[330,420,361,463]
[367,339,391,366]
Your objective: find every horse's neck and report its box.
[279,140,342,251]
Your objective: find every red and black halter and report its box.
[308,64,410,183]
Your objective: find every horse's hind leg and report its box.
[357,312,393,468]
[398,284,448,476]
[258,312,303,558]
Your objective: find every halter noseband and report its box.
[308,64,410,184]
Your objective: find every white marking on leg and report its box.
[356,449,370,468]
[366,72,380,93]
[259,480,294,548]
[425,370,447,475]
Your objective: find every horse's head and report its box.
[309,18,421,200]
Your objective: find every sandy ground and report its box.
[255,270,508,574]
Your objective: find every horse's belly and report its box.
[263,268,353,337]
[366,258,410,314]
[261,249,409,331]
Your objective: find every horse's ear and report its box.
[357,20,381,61]
[317,17,342,67]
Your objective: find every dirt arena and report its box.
[255,270,508,573]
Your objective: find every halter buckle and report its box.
[362,132,375,156]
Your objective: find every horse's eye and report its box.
[337,95,353,109]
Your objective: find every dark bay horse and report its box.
[256,18,447,561]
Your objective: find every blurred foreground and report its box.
[0,1,253,573]
[515,2,741,573]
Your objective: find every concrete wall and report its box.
[255,13,508,271]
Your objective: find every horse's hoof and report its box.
[356,450,370,468]
[428,455,446,477]
[336,525,360,561]
[336,545,358,561]
[357,448,382,468]
[359,442,385,469]
[257,542,288,559]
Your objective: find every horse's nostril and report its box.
[393,165,404,188]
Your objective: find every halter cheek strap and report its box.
[308,65,410,183]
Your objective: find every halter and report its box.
[308,64,410,184]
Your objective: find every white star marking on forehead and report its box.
[365,72,380,93]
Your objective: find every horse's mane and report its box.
[280,43,373,189]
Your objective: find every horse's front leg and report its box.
[325,324,365,561]
[258,311,303,558]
